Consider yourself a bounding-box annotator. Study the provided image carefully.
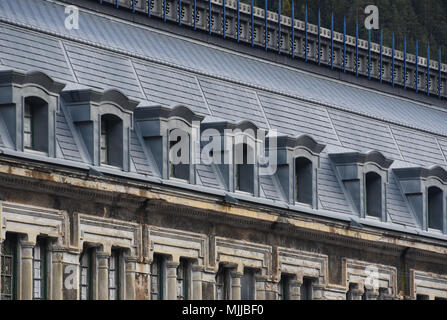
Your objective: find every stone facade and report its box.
[0,163,446,300]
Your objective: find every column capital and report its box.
[96,252,110,260]
[166,261,180,269]
[20,241,35,249]
[125,256,139,263]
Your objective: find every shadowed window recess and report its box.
[24,96,49,153]
[295,157,313,206]
[100,114,124,168]
[365,172,382,218]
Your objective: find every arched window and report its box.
[295,157,313,206]
[100,114,123,167]
[365,172,382,218]
[428,186,443,231]
[24,96,48,153]
[235,143,254,194]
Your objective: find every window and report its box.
[235,143,254,194]
[1,234,18,300]
[151,254,165,300]
[278,274,290,300]
[416,294,429,300]
[169,130,190,181]
[346,283,359,300]
[177,258,190,300]
[295,157,313,205]
[24,96,48,153]
[100,114,123,167]
[215,265,232,300]
[300,277,313,300]
[241,268,256,300]
[33,238,48,300]
[80,247,95,300]
[365,172,382,218]
[428,186,443,231]
[108,249,120,300]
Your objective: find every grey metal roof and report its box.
[1,0,447,239]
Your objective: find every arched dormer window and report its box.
[234,142,255,194]
[330,151,393,221]
[269,135,325,207]
[394,166,447,233]
[100,114,123,167]
[24,96,49,153]
[295,157,313,206]
[365,172,382,218]
[63,89,137,171]
[135,105,203,184]
[428,186,443,231]
[0,70,65,157]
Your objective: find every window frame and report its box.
[33,237,48,300]
[1,234,18,300]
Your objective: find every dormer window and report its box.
[330,151,393,221]
[394,166,447,233]
[169,130,190,181]
[135,105,203,184]
[365,172,382,218]
[270,135,325,207]
[0,70,65,157]
[295,157,313,206]
[100,114,123,168]
[23,96,49,153]
[235,142,254,194]
[428,186,443,231]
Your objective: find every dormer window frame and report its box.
[393,166,447,234]
[62,89,137,172]
[330,151,393,222]
[200,120,265,196]
[0,70,65,158]
[135,105,204,184]
[271,135,326,208]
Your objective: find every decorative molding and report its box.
[147,225,208,267]
[0,201,68,246]
[74,213,142,256]
[342,258,398,296]
[410,269,447,299]
[277,247,328,286]
[215,237,271,277]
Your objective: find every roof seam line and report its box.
[324,108,343,146]
[195,76,214,116]
[254,91,272,130]
[435,137,447,165]
[387,125,405,160]
[59,40,79,83]
[129,58,148,101]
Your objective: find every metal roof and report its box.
[1,0,447,240]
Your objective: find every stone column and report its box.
[20,241,34,300]
[347,286,364,300]
[125,256,137,300]
[255,276,267,300]
[192,265,203,300]
[97,252,109,300]
[364,288,380,300]
[312,283,325,300]
[51,247,64,300]
[290,280,301,300]
[231,272,242,300]
[166,261,179,300]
